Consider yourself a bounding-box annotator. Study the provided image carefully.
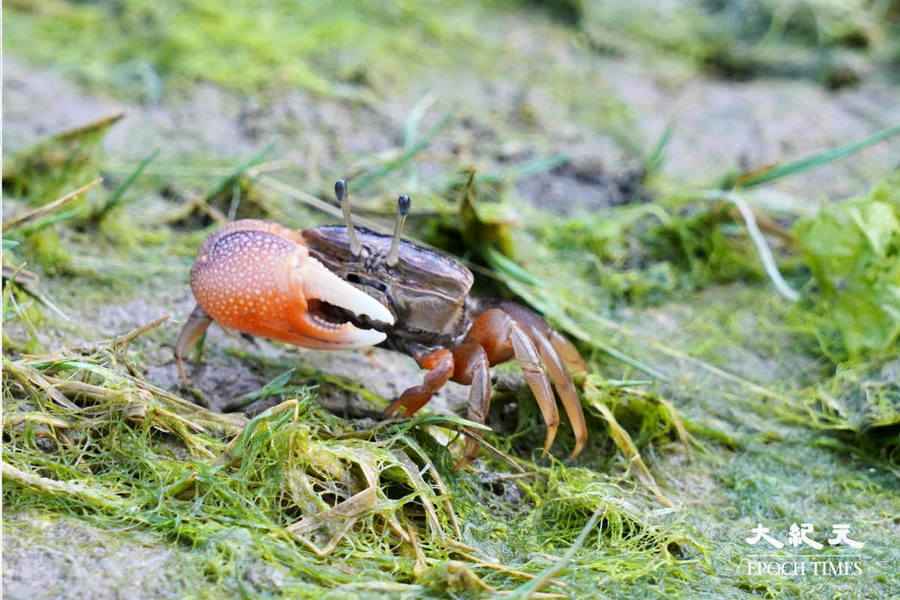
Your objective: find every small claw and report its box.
[190,219,393,350]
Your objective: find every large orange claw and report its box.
[190,219,394,349]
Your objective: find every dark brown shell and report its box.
[303,225,474,351]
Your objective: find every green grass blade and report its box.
[491,154,569,183]
[96,148,160,220]
[737,123,900,188]
[205,143,275,200]
[234,368,297,407]
[15,208,82,237]
[644,121,675,175]
[353,113,452,192]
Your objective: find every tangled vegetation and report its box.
[4,1,900,599]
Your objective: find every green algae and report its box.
[792,177,900,363]
[5,119,900,599]
[6,1,494,102]
[4,2,900,598]
[3,348,689,598]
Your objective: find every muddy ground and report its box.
[3,3,900,599]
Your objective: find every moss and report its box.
[3,350,692,597]
[3,113,119,203]
[22,229,73,276]
[4,3,900,597]
[6,1,492,102]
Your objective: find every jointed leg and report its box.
[548,330,587,378]
[387,303,589,464]
[470,305,589,458]
[385,344,492,467]
[508,323,559,455]
[529,332,587,457]
[385,349,454,418]
[452,344,491,467]
[494,301,586,376]
[175,304,213,385]
[467,309,559,456]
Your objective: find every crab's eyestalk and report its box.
[385,194,410,267]
[335,179,362,256]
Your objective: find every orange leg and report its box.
[175,304,213,385]
[548,330,587,378]
[492,302,586,379]
[468,305,589,459]
[384,343,493,468]
[450,343,492,467]
[466,309,559,457]
[507,321,560,455]
[529,331,587,457]
[384,304,588,465]
[384,349,454,417]
[500,304,588,458]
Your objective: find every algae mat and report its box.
[3,2,899,598]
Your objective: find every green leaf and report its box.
[849,201,898,258]
[794,178,900,360]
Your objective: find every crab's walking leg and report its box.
[385,349,454,417]
[175,304,213,385]
[458,345,491,467]
[494,303,588,458]
[387,306,584,464]
[386,343,493,467]
[508,322,559,455]
[530,333,587,457]
[548,330,587,377]
[468,309,559,456]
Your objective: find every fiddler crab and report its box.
[176,180,588,465]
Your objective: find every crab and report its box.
[176,180,588,464]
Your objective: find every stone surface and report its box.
[2,512,192,600]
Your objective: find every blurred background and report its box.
[3,2,900,599]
